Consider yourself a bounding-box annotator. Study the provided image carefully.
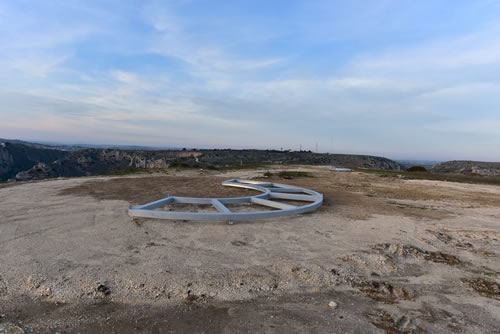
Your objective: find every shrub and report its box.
[206,165,219,170]
[107,168,146,175]
[406,166,427,172]
[263,170,273,178]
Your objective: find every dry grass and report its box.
[58,171,459,221]
[58,176,259,204]
[59,167,500,221]
[461,278,500,300]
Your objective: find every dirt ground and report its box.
[0,166,499,333]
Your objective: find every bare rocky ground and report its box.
[0,166,499,333]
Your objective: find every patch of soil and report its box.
[373,243,462,265]
[59,172,453,221]
[58,176,259,204]
[164,203,219,213]
[265,176,451,221]
[444,229,500,241]
[461,278,500,300]
[426,230,453,243]
[425,252,462,265]
[356,281,415,304]
[471,249,496,258]
[0,291,390,334]
[4,299,230,334]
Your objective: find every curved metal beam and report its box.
[128,179,323,222]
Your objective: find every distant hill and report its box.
[1,139,404,181]
[0,138,179,151]
[432,160,500,176]
[0,138,71,150]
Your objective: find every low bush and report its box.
[406,166,427,172]
[107,168,148,176]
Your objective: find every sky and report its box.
[1,0,500,161]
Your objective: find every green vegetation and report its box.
[354,168,500,186]
[6,327,23,334]
[198,163,267,171]
[263,170,273,178]
[167,162,266,170]
[168,162,192,169]
[106,168,155,176]
[406,166,427,172]
[220,163,267,170]
[263,170,315,179]
[482,271,499,278]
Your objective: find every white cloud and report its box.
[426,119,500,136]
[7,54,70,78]
[111,71,139,84]
[416,82,500,99]
[141,1,285,86]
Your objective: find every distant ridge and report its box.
[1,139,404,181]
[432,160,500,176]
[0,138,179,151]
[0,138,66,150]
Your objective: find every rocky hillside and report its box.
[1,140,404,181]
[432,160,500,176]
[14,148,203,181]
[0,142,70,180]
[196,150,402,170]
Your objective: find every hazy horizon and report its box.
[5,136,490,163]
[1,1,499,162]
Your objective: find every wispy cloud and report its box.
[352,24,500,72]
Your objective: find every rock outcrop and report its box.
[16,162,55,181]
[8,148,205,181]
[0,141,69,181]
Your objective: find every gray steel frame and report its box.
[128,179,323,222]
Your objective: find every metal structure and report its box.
[330,167,352,172]
[128,179,323,223]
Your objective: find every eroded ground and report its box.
[0,166,499,333]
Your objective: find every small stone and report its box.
[97,284,111,295]
[41,288,52,297]
[328,301,338,309]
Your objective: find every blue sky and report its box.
[1,0,500,160]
